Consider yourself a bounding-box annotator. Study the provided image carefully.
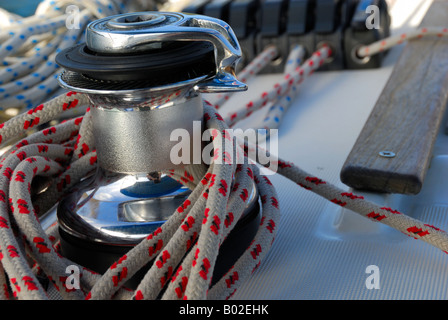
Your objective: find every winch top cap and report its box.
[55,11,247,93]
[105,12,170,30]
[85,11,241,66]
[55,40,216,82]
[86,12,186,54]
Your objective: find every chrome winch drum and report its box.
[54,11,261,287]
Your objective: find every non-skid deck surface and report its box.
[206,0,448,299]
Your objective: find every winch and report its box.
[54,11,261,288]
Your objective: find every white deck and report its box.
[204,0,448,299]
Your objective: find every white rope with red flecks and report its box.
[356,27,448,58]
[224,45,332,127]
[1,27,448,300]
[0,90,281,300]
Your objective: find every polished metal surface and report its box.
[57,170,190,244]
[84,11,246,93]
[88,13,238,71]
[90,92,204,174]
[55,12,254,246]
[57,168,259,245]
[57,11,248,174]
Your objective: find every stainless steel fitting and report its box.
[57,11,247,174]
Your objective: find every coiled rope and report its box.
[0,90,281,300]
[1,6,448,300]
